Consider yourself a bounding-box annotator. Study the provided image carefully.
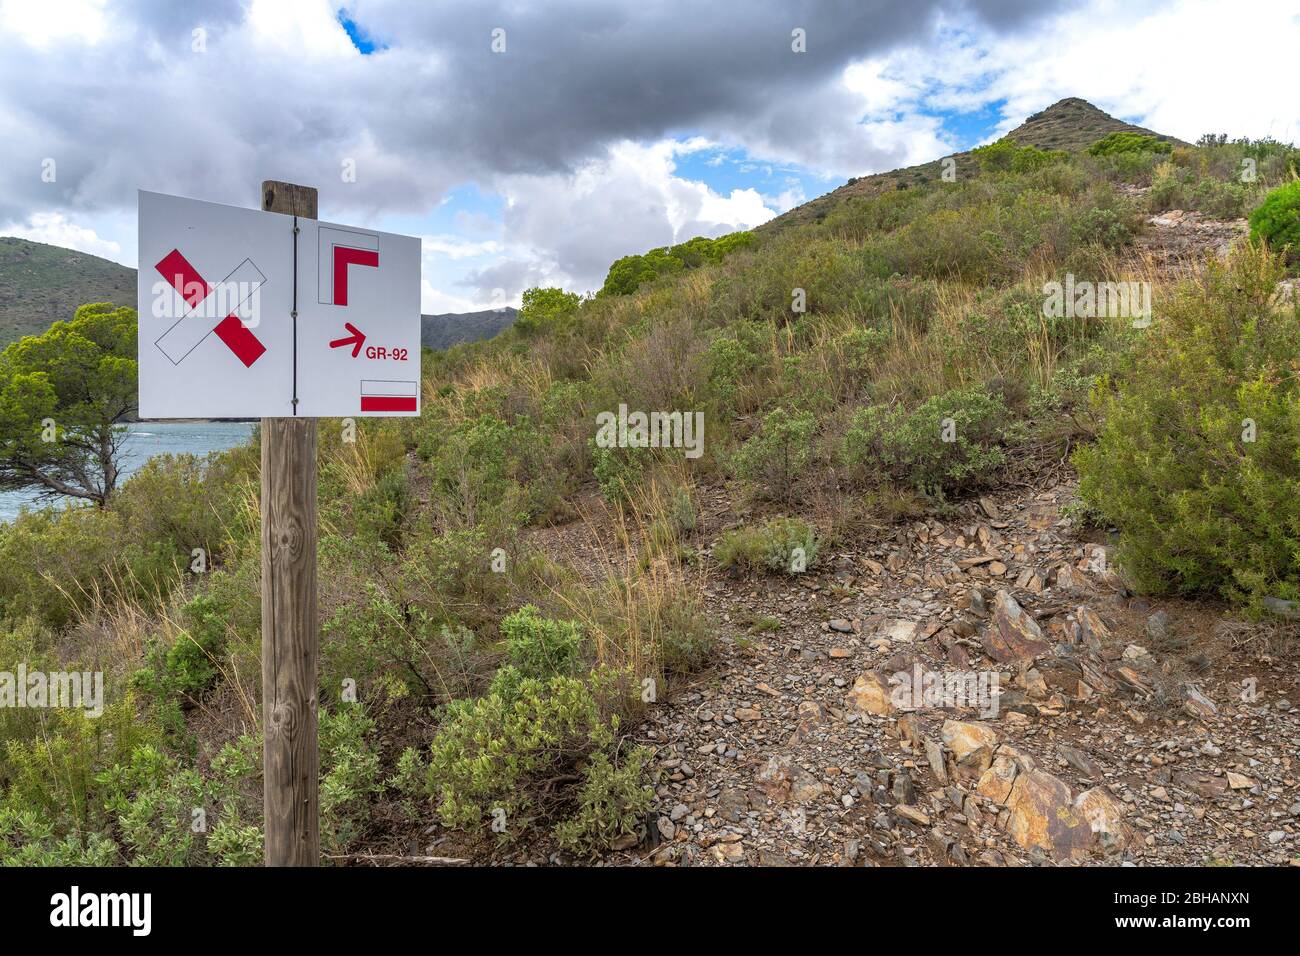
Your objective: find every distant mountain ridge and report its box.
[421,307,517,350]
[0,237,135,345]
[765,97,1184,231]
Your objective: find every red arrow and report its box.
[329,322,366,357]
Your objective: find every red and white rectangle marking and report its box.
[360,379,418,413]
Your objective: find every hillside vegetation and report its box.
[1,102,1298,864]
[0,238,135,347]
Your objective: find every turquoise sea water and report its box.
[0,421,255,523]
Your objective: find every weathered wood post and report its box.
[260,180,319,866]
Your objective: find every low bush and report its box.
[591,441,651,504]
[1088,132,1172,156]
[322,583,484,704]
[422,665,640,845]
[730,407,817,502]
[1248,180,1300,262]
[841,385,1018,496]
[95,735,262,866]
[714,516,820,575]
[319,706,383,853]
[552,749,655,858]
[1076,243,1300,605]
[498,604,586,681]
[133,592,230,735]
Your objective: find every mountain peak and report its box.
[1005,97,1185,152]
[763,97,1185,230]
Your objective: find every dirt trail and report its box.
[609,479,1299,867]
[413,204,1296,868]
[601,205,1296,868]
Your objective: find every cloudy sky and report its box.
[2,0,1298,311]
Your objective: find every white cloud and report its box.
[847,0,1300,147]
[420,235,503,260]
[0,211,121,258]
[420,278,490,314]
[246,0,357,58]
[475,138,780,297]
[0,0,107,48]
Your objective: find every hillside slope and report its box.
[0,237,135,345]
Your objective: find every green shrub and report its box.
[133,592,229,726]
[714,516,819,575]
[349,466,411,549]
[600,232,754,296]
[884,190,1072,284]
[1147,160,1187,211]
[652,589,714,672]
[110,452,246,564]
[1190,177,1251,219]
[399,524,512,634]
[0,506,167,629]
[1091,149,1167,186]
[0,617,59,756]
[499,604,586,681]
[319,706,383,853]
[971,139,1067,173]
[1248,180,1300,262]
[704,328,767,412]
[842,385,1017,496]
[423,667,628,836]
[322,583,484,704]
[512,287,582,337]
[1088,132,1172,157]
[0,697,162,845]
[422,411,565,527]
[1076,243,1300,605]
[552,749,655,857]
[1071,186,1141,249]
[730,407,816,502]
[591,440,650,504]
[601,248,685,297]
[95,734,262,866]
[0,808,119,866]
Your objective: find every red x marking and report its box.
[155,248,267,367]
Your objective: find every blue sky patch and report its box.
[337,9,384,54]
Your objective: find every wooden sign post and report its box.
[138,182,419,864]
[260,180,319,866]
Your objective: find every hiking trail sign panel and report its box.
[138,189,421,418]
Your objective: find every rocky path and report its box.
[615,481,1300,867]
[593,201,1300,867]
